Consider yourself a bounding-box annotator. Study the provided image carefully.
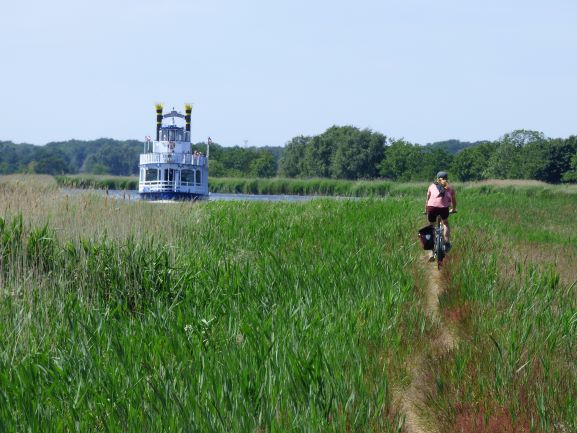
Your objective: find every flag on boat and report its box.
[207,137,212,145]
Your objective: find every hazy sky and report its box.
[2,0,576,147]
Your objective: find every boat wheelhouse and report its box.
[139,104,209,200]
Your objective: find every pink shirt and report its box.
[427,183,453,208]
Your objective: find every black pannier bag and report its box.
[418,225,434,250]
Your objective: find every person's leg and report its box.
[442,219,450,243]
[439,207,451,245]
[426,207,436,227]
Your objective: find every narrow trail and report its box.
[397,253,460,433]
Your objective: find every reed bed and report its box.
[0,175,575,432]
[0,175,429,432]
[56,174,577,199]
[55,174,138,191]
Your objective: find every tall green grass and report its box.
[426,191,577,432]
[0,175,575,431]
[0,179,431,432]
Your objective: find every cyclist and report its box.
[425,171,457,252]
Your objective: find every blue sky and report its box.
[1,0,576,147]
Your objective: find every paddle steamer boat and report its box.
[138,104,209,200]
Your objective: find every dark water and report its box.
[62,189,328,202]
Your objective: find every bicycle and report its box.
[423,210,456,269]
[432,215,446,269]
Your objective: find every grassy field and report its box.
[0,175,575,432]
[429,187,577,432]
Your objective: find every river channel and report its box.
[62,189,338,202]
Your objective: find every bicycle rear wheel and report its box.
[434,223,445,269]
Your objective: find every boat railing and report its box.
[140,180,173,192]
[140,180,205,191]
[140,153,207,165]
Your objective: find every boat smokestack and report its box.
[155,103,164,140]
[184,104,192,136]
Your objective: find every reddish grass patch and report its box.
[453,404,531,433]
[444,301,470,323]
[498,241,577,287]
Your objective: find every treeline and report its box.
[0,139,143,176]
[197,143,281,178]
[280,127,577,183]
[0,139,283,178]
[451,131,577,183]
[2,127,577,182]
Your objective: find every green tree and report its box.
[83,143,139,175]
[0,141,37,173]
[207,159,226,177]
[561,151,577,182]
[328,126,386,179]
[416,147,453,181]
[281,126,386,179]
[378,139,422,181]
[486,130,545,179]
[45,139,142,174]
[450,142,497,181]
[521,138,576,183]
[250,150,277,177]
[558,136,577,182]
[278,136,310,177]
[302,134,334,178]
[29,148,71,175]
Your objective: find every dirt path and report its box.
[397,253,459,433]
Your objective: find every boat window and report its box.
[181,169,194,183]
[145,169,158,182]
[164,169,174,182]
[195,170,201,185]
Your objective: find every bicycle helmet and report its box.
[436,171,448,180]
